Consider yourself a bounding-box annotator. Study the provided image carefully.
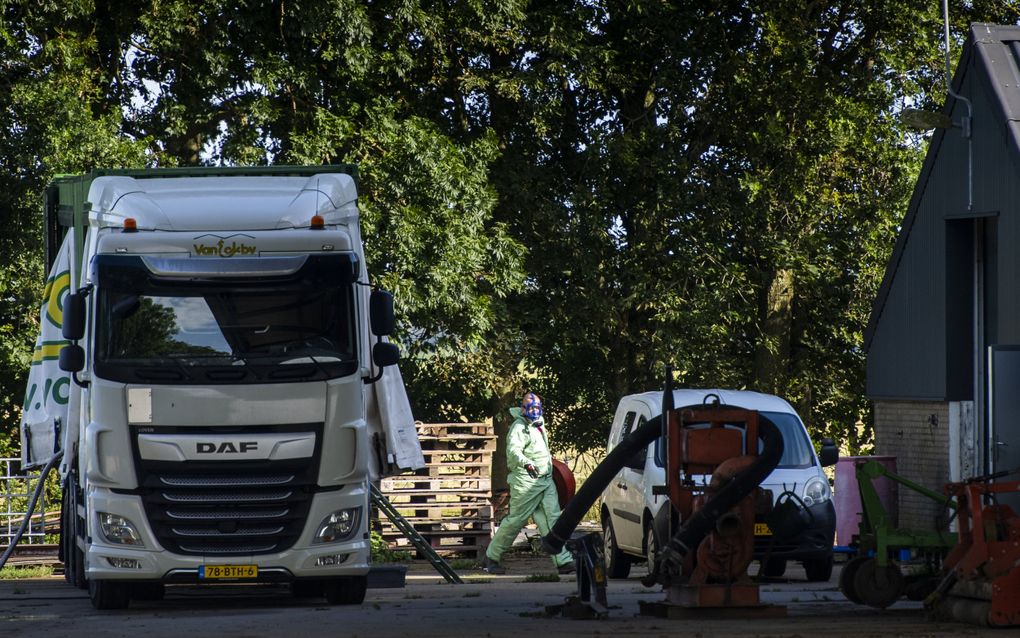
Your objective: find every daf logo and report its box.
[196,441,258,454]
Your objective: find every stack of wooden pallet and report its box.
[377,422,495,557]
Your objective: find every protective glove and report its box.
[525,464,539,478]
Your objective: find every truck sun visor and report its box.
[141,255,308,277]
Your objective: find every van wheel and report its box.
[602,517,631,579]
[644,524,658,574]
[803,554,833,582]
[324,575,367,605]
[88,579,131,610]
[762,557,786,578]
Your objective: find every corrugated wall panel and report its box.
[869,42,1020,400]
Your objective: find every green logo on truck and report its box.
[193,234,257,257]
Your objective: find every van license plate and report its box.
[200,565,258,580]
[754,523,772,536]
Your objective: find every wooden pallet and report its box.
[376,421,495,557]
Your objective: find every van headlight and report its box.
[98,512,144,546]
[802,477,831,507]
[313,507,361,544]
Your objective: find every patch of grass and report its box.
[0,565,53,580]
[370,532,412,563]
[448,559,477,570]
[460,576,492,584]
[522,573,560,583]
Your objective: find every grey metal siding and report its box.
[997,150,1020,345]
[867,47,1020,400]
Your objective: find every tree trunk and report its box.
[489,385,519,496]
[754,268,794,395]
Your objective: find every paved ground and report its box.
[0,555,995,637]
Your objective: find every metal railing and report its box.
[1,458,55,547]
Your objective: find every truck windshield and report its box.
[93,254,359,384]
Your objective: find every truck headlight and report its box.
[98,512,144,546]
[313,507,360,544]
[802,477,831,507]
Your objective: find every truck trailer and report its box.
[18,166,424,609]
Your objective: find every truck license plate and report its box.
[200,565,258,580]
[754,523,772,536]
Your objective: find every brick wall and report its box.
[873,400,951,531]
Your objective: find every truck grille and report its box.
[132,424,322,557]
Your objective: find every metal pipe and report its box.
[942,0,973,211]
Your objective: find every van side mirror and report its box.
[819,438,838,467]
[370,290,395,337]
[62,293,86,340]
[59,344,85,373]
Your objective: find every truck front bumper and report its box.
[85,486,371,582]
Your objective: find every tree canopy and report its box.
[2,1,1018,461]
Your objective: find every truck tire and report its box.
[64,473,87,590]
[602,516,632,579]
[323,575,367,605]
[89,579,131,610]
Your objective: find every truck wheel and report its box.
[65,474,87,590]
[761,557,786,578]
[89,579,131,610]
[602,517,632,579]
[803,554,833,582]
[60,488,74,587]
[323,575,367,605]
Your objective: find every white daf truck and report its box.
[19,167,424,609]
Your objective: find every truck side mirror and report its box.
[372,342,400,368]
[819,438,838,467]
[59,344,85,373]
[62,292,86,340]
[370,290,395,337]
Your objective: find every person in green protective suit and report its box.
[482,392,575,574]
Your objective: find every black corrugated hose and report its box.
[542,408,784,564]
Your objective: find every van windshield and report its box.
[759,411,815,468]
[653,410,815,469]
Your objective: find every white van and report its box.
[600,389,838,582]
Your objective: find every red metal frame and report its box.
[943,480,1020,627]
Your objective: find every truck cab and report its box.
[21,168,421,609]
[601,389,838,582]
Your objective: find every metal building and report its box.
[865,24,1020,529]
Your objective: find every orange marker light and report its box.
[310,215,325,230]
[123,218,138,233]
